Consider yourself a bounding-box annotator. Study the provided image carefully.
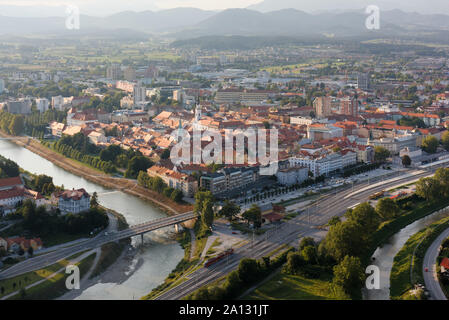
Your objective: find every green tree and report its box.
[242,205,262,228]
[202,199,214,229]
[401,155,412,167]
[376,198,400,221]
[374,146,390,163]
[422,136,438,154]
[301,245,318,265]
[219,201,240,222]
[194,191,214,215]
[9,115,25,136]
[416,177,441,201]
[328,216,341,227]
[90,192,99,207]
[442,131,449,151]
[160,149,171,160]
[237,258,260,285]
[434,168,449,198]
[332,256,364,297]
[345,203,379,235]
[170,189,184,203]
[285,251,306,274]
[124,156,153,179]
[321,220,367,262]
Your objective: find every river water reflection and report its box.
[0,139,184,299]
[363,208,449,300]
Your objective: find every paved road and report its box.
[155,168,442,300]
[423,227,449,300]
[0,211,195,280]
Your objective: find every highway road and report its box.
[155,167,443,300]
[0,211,196,280]
[423,227,449,300]
[0,165,443,293]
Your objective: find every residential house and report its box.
[51,189,91,214]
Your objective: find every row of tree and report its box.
[137,171,183,204]
[0,155,20,178]
[49,140,116,174]
[187,251,291,300]
[12,200,108,237]
[416,168,449,202]
[0,111,25,136]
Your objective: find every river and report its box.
[0,139,184,300]
[363,208,449,300]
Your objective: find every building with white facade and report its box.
[52,189,90,214]
[307,124,343,141]
[276,165,309,186]
[35,98,50,113]
[289,150,357,177]
[52,96,64,111]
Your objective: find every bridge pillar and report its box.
[174,224,181,233]
[141,234,144,245]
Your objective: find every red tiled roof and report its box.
[54,188,89,201]
[0,187,24,200]
[441,257,449,270]
[0,176,23,189]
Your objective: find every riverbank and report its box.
[390,213,449,299]
[0,131,192,215]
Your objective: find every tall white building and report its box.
[35,98,49,113]
[133,86,147,105]
[0,79,4,94]
[52,96,64,110]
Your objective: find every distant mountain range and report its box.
[248,0,449,15]
[0,7,449,40]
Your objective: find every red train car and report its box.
[204,248,234,268]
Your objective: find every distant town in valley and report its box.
[0,0,449,304]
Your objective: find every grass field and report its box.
[244,271,346,300]
[9,253,96,300]
[0,251,89,299]
[390,216,449,299]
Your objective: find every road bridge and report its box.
[0,211,197,280]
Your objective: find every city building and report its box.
[51,188,91,214]
[215,89,271,104]
[307,124,343,141]
[52,95,64,111]
[340,97,358,117]
[106,64,122,80]
[357,72,371,91]
[0,176,45,215]
[147,165,198,197]
[289,150,357,177]
[276,165,309,186]
[133,86,147,105]
[0,79,4,94]
[35,98,49,113]
[314,96,332,118]
[6,100,32,114]
[200,167,259,195]
[124,66,136,81]
[368,134,418,155]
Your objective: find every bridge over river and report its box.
[0,211,196,280]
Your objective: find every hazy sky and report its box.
[0,0,262,15]
[0,0,447,16]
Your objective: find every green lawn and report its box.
[244,271,346,300]
[9,253,96,300]
[390,216,449,299]
[0,251,88,299]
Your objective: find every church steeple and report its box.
[176,119,183,142]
